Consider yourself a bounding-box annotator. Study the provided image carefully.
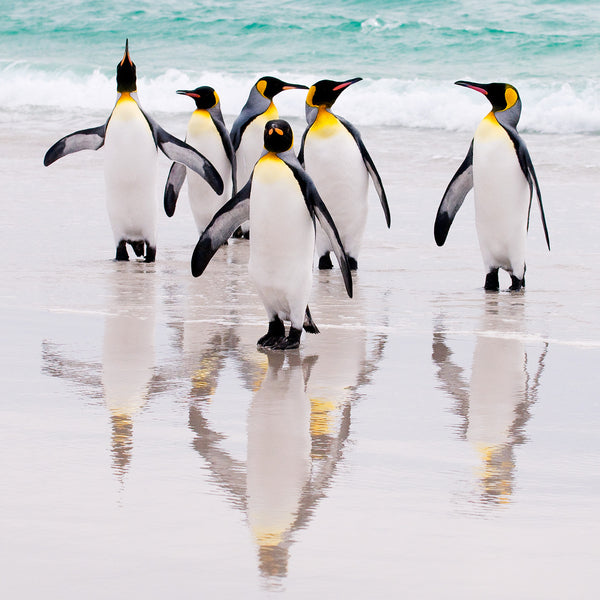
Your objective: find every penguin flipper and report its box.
[434,141,474,246]
[164,162,187,217]
[339,116,391,228]
[501,125,551,251]
[303,306,320,334]
[191,180,252,277]
[297,127,309,165]
[212,116,238,194]
[312,194,353,299]
[230,101,263,151]
[43,123,106,166]
[284,154,353,298]
[526,153,551,250]
[142,111,224,195]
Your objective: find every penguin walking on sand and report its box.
[164,86,236,234]
[434,81,550,291]
[44,40,223,262]
[229,76,308,238]
[192,119,353,350]
[298,78,390,271]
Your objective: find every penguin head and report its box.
[306,77,362,108]
[255,76,308,100]
[264,119,293,153]
[116,39,137,93]
[176,86,220,110]
[455,80,520,113]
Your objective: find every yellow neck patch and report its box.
[308,107,341,137]
[117,91,137,103]
[188,109,213,135]
[264,101,278,119]
[259,151,280,163]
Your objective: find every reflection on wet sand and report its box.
[432,293,547,506]
[187,312,387,586]
[42,265,157,482]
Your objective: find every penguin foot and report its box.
[318,253,333,270]
[257,318,285,348]
[115,241,129,261]
[509,275,525,292]
[348,256,358,271]
[484,269,499,291]
[145,245,156,263]
[130,240,145,257]
[272,327,302,351]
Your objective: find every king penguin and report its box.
[44,40,223,262]
[298,78,390,271]
[434,81,550,291]
[229,76,308,238]
[191,119,353,350]
[164,86,236,235]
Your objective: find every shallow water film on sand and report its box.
[2,1,600,597]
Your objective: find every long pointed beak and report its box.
[455,80,488,95]
[281,82,309,91]
[120,39,131,66]
[176,89,200,98]
[333,77,363,92]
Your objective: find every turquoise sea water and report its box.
[1,0,600,131]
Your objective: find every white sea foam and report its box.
[2,64,600,135]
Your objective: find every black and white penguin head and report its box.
[116,39,137,93]
[455,80,520,113]
[306,77,363,108]
[254,76,308,100]
[176,86,220,110]
[264,119,293,153]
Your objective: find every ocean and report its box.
[2,2,600,598]
[2,0,600,132]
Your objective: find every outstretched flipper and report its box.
[339,116,391,228]
[43,123,107,166]
[283,152,353,298]
[142,110,224,195]
[164,162,187,217]
[191,180,252,277]
[434,141,474,246]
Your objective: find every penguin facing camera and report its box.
[191,119,353,351]
[298,77,391,271]
[434,81,550,291]
[44,40,223,262]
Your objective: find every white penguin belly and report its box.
[304,121,368,258]
[248,156,315,327]
[473,117,529,276]
[236,105,278,186]
[186,111,232,233]
[104,96,157,245]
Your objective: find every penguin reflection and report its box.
[42,265,157,482]
[432,294,547,505]
[102,267,156,479]
[186,278,388,583]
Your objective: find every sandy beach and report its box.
[1,108,599,598]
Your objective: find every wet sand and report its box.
[1,111,599,598]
